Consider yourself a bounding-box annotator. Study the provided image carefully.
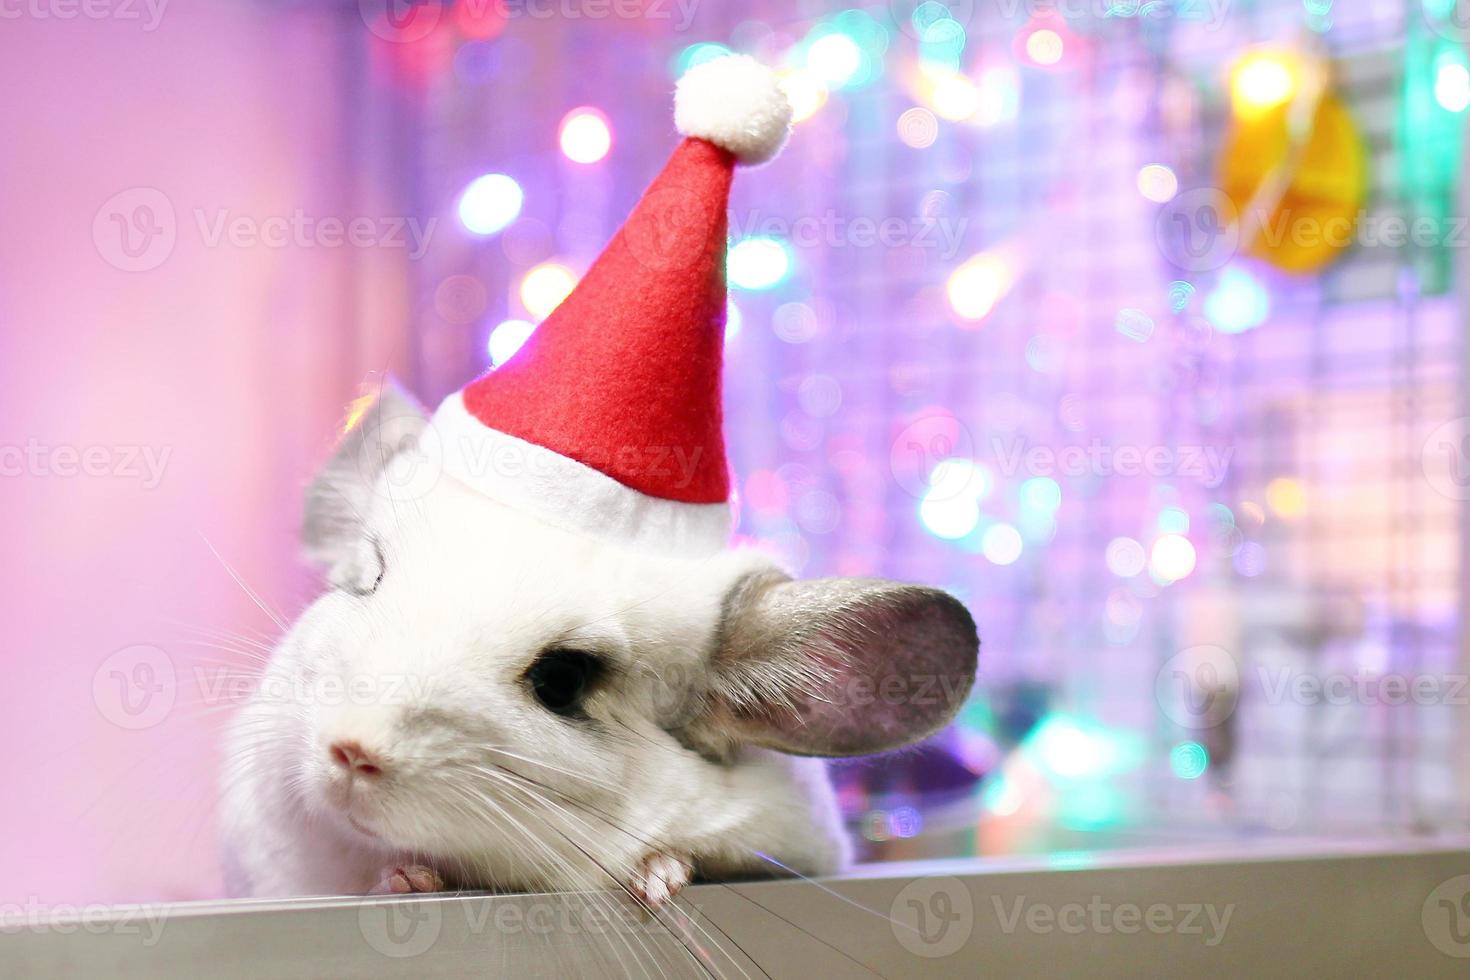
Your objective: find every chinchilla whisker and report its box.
[534,768,887,974]
[538,807,743,980]
[170,613,279,638]
[166,618,281,651]
[483,765,877,980]
[446,774,684,980]
[439,782,665,980]
[487,778,719,980]
[198,533,289,632]
[481,750,621,793]
[177,630,279,654]
[482,787,687,980]
[482,767,762,980]
[744,852,906,932]
[179,656,269,676]
[182,646,273,667]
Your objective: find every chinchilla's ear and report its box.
[700,572,979,757]
[302,378,428,569]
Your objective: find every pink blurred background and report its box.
[0,6,416,903]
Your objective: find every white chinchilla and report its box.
[219,384,979,903]
[220,54,979,907]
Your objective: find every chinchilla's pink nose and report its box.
[328,739,385,778]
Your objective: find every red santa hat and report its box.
[429,55,793,557]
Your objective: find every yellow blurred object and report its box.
[342,389,378,434]
[1219,48,1368,275]
[1230,49,1299,119]
[946,247,1019,323]
[1265,477,1307,520]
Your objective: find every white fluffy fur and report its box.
[220,474,848,897]
[674,54,792,165]
[429,391,732,558]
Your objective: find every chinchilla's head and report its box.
[258,384,978,884]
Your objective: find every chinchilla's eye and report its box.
[525,649,603,716]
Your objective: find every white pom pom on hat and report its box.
[429,54,794,558]
[674,53,794,165]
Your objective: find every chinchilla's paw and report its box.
[370,864,445,895]
[629,851,692,912]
